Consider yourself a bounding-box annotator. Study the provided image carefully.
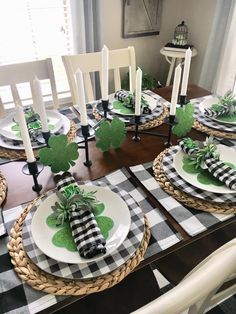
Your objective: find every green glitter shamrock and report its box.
[95,117,126,152]
[38,134,79,173]
[172,103,194,137]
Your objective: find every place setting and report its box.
[72,46,169,132]
[3,145,146,294]
[192,90,236,140]
[0,78,79,161]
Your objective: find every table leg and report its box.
[166,57,176,86]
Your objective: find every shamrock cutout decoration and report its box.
[172,103,194,137]
[39,134,79,173]
[95,117,126,152]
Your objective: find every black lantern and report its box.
[172,21,188,47]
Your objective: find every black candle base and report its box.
[78,125,92,168]
[101,99,109,119]
[164,115,178,147]
[179,95,189,107]
[77,125,94,138]
[132,115,141,142]
[22,161,44,192]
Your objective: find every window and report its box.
[0,0,74,105]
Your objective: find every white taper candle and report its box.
[135,68,142,116]
[15,104,35,163]
[170,65,182,116]
[75,68,88,126]
[32,76,49,132]
[101,45,109,101]
[180,48,192,96]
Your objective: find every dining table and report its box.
[0,84,235,314]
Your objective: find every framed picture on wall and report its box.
[122,0,162,38]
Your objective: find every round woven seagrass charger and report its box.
[93,106,169,131]
[0,121,77,160]
[153,149,236,214]
[0,172,7,205]
[193,121,236,140]
[7,197,150,296]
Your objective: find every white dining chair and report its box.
[0,58,59,117]
[62,46,136,105]
[131,238,236,314]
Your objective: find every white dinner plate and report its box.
[109,93,158,116]
[0,114,70,150]
[0,110,64,141]
[199,97,236,125]
[173,144,236,194]
[31,185,131,264]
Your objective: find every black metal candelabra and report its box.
[77,125,92,167]
[22,160,44,192]
[131,113,178,147]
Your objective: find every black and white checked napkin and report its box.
[56,175,107,259]
[179,139,236,190]
[162,147,236,203]
[130,162,234,237]
[204,105,230,118]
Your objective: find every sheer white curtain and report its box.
[70,0,102,98]
[213,1,236,95]
[70,0,102,54]
[199,0,235,94]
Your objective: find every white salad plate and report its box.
[31,185,131,264]
[0,110,64,141]
[109,93,158,116]
[0,115,70,150]
[173,144,236,194]
[199,97,236,125]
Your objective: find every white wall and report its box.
[100,0,217,87]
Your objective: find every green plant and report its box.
[51,184,98,225]
[211,90,236,116]
[185,137,220,169]
[121,70,158,91]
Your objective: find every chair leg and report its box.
[166,57,176,86]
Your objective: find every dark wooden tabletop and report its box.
[1,84,235,313]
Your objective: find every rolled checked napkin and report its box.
[114,89,151,114]
[56,174,107,258]
[204,105,230,118]
[14,107,42,141]
[179,138,236,190]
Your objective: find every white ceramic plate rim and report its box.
[31,185,131,264]
[173,144,236,194]
[109,93,158,116]
[0,114,70,150]
[0,110,64,141]
[199,97,236,125]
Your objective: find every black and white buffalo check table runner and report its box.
[1,167,181,314]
